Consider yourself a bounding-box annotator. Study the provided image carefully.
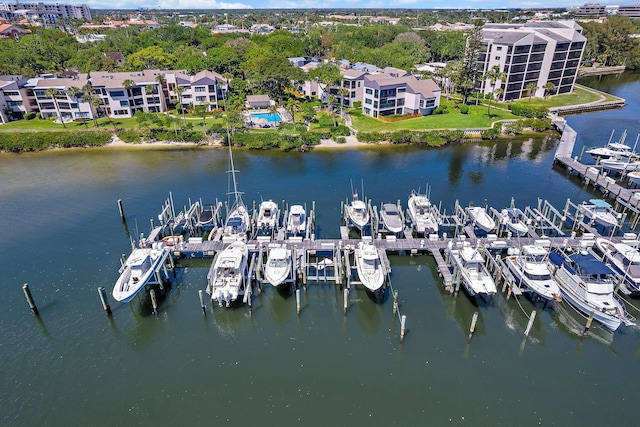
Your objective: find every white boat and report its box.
[595,238,640,296]
[380,203,404,234]
[287,204,307,236]
[264,245,292,287]
[346,194,370,230]
[256,199,280,233]
[548,250,635,331]
[447,242,497,298]
[354,241,386,292]
[586,130,635,161]
[112,248,168,302]
[197,203,219,230]
[407,191,439,235]
[627,171,640,186]
[500,208,528,236]
[577,199,619,228]
[466,206,496,233]
[206,241,248,307]
[505,245,561,301]
[599,155,640,173]
[222,133,250,240]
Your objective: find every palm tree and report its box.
[68,86,87,127]
[267,103,278,128]
[337,87,350,117]
[543,82,557,102]
[216,79,227,111]
[483,66,505,117]
[327,94,338,126]
[175,85,186,127]
[526,82,538,104]
[90,98,102,127]
[45,88,66,128]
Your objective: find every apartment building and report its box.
[0,1,92,23]
[479,21,586,101]
[1,69,228,122]
[618,4,640,19]
[574,3,607,18]
[362,72,441,118]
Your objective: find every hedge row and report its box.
[509,104,549,119]
[231,131,320,150]
[357,129,464,146]
[0,130,112,152]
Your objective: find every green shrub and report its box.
[0,130,111,152]
[352,101,362,109]
[459,104,469,114]
[336,136,346,144]
[24,112,36,120]
[520,118,552,131]
[509,104,548,119]
[433,105,449,115]
[117,129,143,143]
[481,127,500,140]
[330,125,350,137]
[317,114,335,127]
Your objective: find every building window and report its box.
[3,91,19,96]
[194,87,206,93]
[208,85,216,92]
[365,98,372,105]
[196,96,206,102]
[496,46,502,51]
[114,110,128,116]
[120,100,129,107]
[364,107,371,115]
[7,100,22,107]
[365,88,373,95]
[110,90,125,97]
[351,91,355,98]
[357,82,361,88]
[495,56,501,60]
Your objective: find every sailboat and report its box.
[222,126,250,241]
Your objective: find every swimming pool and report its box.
[250,112,282,123]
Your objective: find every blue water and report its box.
[1,72,640,426]
[251,112,282,123]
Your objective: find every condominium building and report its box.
[0,2,92,23]
[479,21,586,101]
[362,72,441,118]
[1,69,228,122]
[618,4,640,19]
[574,3,607,18]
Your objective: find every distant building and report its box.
[104,52,125,67]
[0,2,92,23]
[245,94,272,109]
[618,4,640,19]
[0,22,30,39]
[574,3,607,18]
[479,20,586,101]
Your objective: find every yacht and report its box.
[595,238,640,296]
[206,241,248,307]
[548,250,635,331]
[346,193,370,229]
[577,199,619,228]
[505,245,561,301]
[500,208,528,236]
[112,248,168,302]
[466,206,496,233]
[287,204,307,236]
[222,130,250,240]
[354,241,386,293]
[256,199,280,234]
[407,191,439,235]
[599,156,640,173]
[586,130,635,161]
[264,245,292,287]
[447,241,497,299]
[380,203,404,234]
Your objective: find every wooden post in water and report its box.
[22,283,39,316]
[582,311,595,336]
[97,287,112,316]
[400,315,407,342]
[392,290,399,315]
[296,288,301,315]
[117,199,125,221]
[524,310,536,337]
[468,311,478,341]
[198,290,206,316]
[150,289,158,316]
[343,287,349,315]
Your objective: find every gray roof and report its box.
[364,74,440,97]
[246,94,270,103]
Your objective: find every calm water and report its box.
[2,73,640,426]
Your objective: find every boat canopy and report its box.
[227,217,244,227]
[589,199,612,208]
[613,243,640,263]
[569,253,615,276]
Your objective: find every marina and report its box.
[4,71,640,426]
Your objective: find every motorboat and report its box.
[112,248,168,302]
[505,245,561,301]
[599,155,640,173]
[447,241,497,299]
[196,203,220,230]
[380,203,404,234]
[256,199,280,233]
[627,171,640,186]
[595,238,640,296]
[287,204,307,236]
[222,130,250,240]
[466,206,496,233]
[206,241,248,307]
[586,130,635,161]
[354,241,386,292]
[264,245,292,287]
[548,250,635,331]
[346,194,370,229]
[407,191,439,235]
[577,199,619,228]
[500,208,528,236]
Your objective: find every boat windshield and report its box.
[525,272,552,281]
[269,259,287,268]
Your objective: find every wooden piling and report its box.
[468,311,478,341]
[98,286,112,316]
[392,290,398,315]
[150,289,158,316]
[343,287,349,315]
[296,288,301,315]
[400,315,407,342]
[583,311,595,336]
[117,199,125,221]
[198,290,206,316]
[22,283,39,316]
[524,310,536,337]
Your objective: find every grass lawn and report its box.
[350,99,518,133]
[517,85,604,108]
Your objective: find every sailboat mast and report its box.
[226,124,241,205]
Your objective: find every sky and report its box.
[40,0,623,12]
